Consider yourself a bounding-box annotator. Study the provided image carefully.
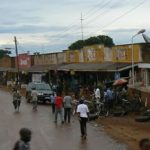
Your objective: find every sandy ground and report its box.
[97,116,150,150]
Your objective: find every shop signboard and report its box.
[117,49,126,60]
[84,45,104,63]
[16,53,31,69]
[112,44,141,63]
[32,74,42,82]
[87,48,96,62]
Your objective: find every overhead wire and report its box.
[47,0,114,40]
[84,0,124,26]
[46,0,125,46]
[52,0,147,48]
[9,1,119,52]
[83,0,113,20]
[85,0,147,37]
[11,0,147,53]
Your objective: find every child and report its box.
[13,128,32,150]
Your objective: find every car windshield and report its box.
[35,83,51,91]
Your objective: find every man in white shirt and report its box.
[31,89,38,111]
[77,100,89,139]
[95,87,101,99]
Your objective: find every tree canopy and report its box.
[0,49,11,58]
[68,35,115,50]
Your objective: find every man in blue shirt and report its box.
[105,88,113,116]
[50,93,56,114]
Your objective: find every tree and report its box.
[0,49,11,58]
[84,36,100,46]
[97,35,114,47]
[68,40,84,50]
[68,35,115,50]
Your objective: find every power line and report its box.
[47,0,123,43]
[84,0,113,20]
[57,0,146,46]
[45,0,119,45]
[86,0,147,37]
[83,0,104,17]
[84,0,126,27]
[46,0,114,40]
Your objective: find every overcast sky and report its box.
[0,0,150,54]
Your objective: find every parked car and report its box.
[26,82,53,103]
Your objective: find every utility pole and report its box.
[80,13,84,41]
[14,36,19,85]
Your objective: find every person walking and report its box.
[95,87,101,101]
[50,93,56,114]
[13,128,32,150]
[105,88,113,116]
[63,92,72,123]
[13,89,21,111]
[54,92,64,124]
[31,88,38,111]
[77,100,89,139]
[72,95,78,116]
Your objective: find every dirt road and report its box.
[0,90,127,150]
[98,116,150,150]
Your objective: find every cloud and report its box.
[0,25,66,34]
[2,43,67,56]
[0,0,149,52]
[103,28,150,45]
[103,28,139,33]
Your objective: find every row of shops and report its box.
[0,42,150,106]
[0,62,131,85]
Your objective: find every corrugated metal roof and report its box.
[57,62,136,72]
[27,64,62,72]
[0,67,17,72]
[0,63,137,73]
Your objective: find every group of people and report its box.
[11,85,150,150]
[94,86,128,116]
[12,87,39,112]
[50,91,89,139]
[12,85,90,140]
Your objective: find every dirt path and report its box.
[97,116,150,150]
[0,89,127,150]
[2,85,148,150]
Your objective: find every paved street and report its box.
[0,90,127,150]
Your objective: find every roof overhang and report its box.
[57,62,135,72]
[138,63,150,69]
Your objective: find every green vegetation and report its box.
[0,50,11,58]
[69,35,115,50]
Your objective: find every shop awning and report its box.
[0,67,18,72]
[138,63,150,69]
[0,64,62,73]
[57,62,137,72]
[27,64,61,73]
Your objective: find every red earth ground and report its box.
[97,116,150,150]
